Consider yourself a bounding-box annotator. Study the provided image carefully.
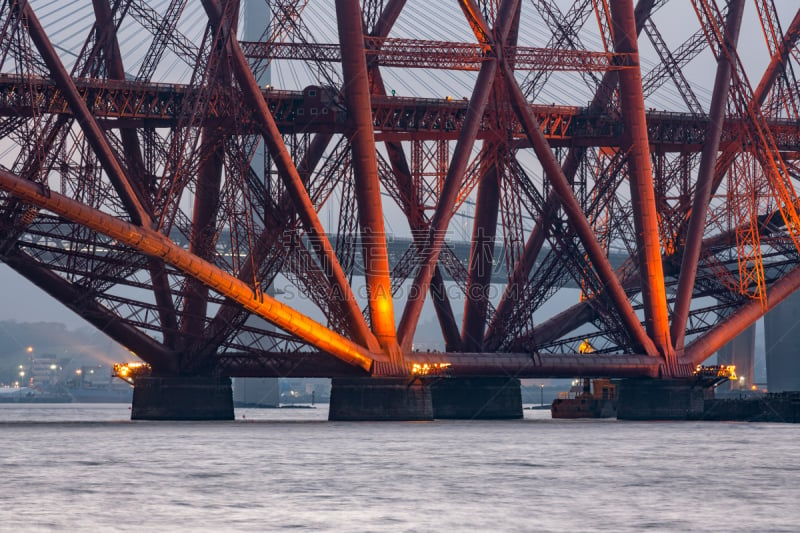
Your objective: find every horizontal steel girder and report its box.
[239,38,636,72]
[1,74,798,151]
[216,350,662,379]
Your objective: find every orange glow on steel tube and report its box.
[0,168,379,372]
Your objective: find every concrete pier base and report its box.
[431,377,523,419]
[328,377,433,421]
[617,378,705,420]
[131,376,234,420]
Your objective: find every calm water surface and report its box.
[0,404,798,532]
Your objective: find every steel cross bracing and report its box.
[0,0,799,379]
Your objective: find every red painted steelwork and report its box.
[681,265,800,367]
[671,0,745,352]
[397,0,520,351]
[336,0,400,364]
[501,61,658,356]
[0,167,379,372]
[201,0,381,353]
[20,2,151,227]
[2,1,800,381]
[611,0,672,360]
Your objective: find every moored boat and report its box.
[551,378,617,419]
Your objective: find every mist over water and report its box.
[1,405,798,532]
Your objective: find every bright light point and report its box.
[112,362,152,384]
[26,346,33,353]
[49,364,57,370]
[411,363,451,376]
[578,339,595,354]
[376,296,391,314]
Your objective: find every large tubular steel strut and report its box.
[366,0,462,352]
[681,264,800,368]
[610,0,672,360]
[492,14,657,354]
[671,0,745,352]
[462,153,500,352]
[1,249,179,374]
[182,124,225,339]
[485,0,655,349]
[200,0,380,353]
[89,0,180,350]
[181,13,231,346]
[500,65,656,356]
[19,1,151,227]
[336,0,400,365]
[396,0,520,351]
[462,1,522,353]
[537,5,800,350]
[0,167,380,372]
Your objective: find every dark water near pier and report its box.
[0,404,798,532]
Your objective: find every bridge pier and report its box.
[131,376,234,421]
[431,377,523,419]
[328,377,433,421]
[765,291,800,392]
[616,378,706,420]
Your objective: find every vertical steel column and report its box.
[610,0,671,358]
[201,0,380,353]
[462,2,521,352]
[91,0,180,349]
[462,156,499,351]
[184,0,234,340]
[182,126,224,338]
[671,0,745,351]
[368,1,463,351]
[500,62,657,356]
[397,0,519,351]
[336,0,399,358]
[486,0,655,347]
[20,2,151,227]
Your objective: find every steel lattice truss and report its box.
[0,0,799,379]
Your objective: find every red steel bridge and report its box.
[1,0,800,386]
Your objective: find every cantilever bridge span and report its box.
[1,0,800,417]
